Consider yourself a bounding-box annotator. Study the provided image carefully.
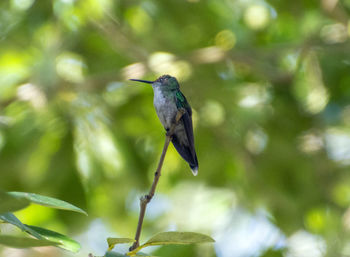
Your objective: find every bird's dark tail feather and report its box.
[190,164,198,176]
[189,152,198,176]
[171,136,198,176]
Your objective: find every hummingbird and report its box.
[130,75,198,176]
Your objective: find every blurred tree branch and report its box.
[84,15,350,91]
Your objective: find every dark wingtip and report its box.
[191,167,198,176]
[190,164,198,176]
[129,79,153,84]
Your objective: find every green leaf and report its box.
[0,235,58,248]
[144,231,215,246]
[105,251,155,257]
[0,213,43,239]
[134,253,157,257]
[105,252,128,257]
[8,192,87,215]
[0,213,27,231]
[128,232,215,255]
[26,225,81,253]
[0,214,81,252]
[0,191,29,214]
[107,237,135,251]
[132,254,158,257]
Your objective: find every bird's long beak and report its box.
[129,79,153,84]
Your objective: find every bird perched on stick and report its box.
[130,75,198,176]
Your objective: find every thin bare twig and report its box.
[129,109,186,251]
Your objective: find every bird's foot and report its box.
[175,108,186,123]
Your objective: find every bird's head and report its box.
[130,74,179,90]
[155,75,179,90]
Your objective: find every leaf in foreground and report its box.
[106,252,155,257]
[26,225,81,253]
[133,252,157,257]
[0,235,58,248]
[106,251,156,257]
[0,213,43,239]
[128,231,215,255]
[0,213,79,252]
[8,192,87,215]
[105,251,128,257]
[144,231,215,246]
[0,191,29,214]
[107,237,135,251]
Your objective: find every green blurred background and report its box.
[1,0,350,256]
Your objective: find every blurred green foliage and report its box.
[0,192,85,252]
[1,0,350,256]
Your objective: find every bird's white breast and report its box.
[153,86,178,129]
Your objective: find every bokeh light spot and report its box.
[281,52,299,73]
[294,53,329,114]
[324,128,350,164]
[298,131,324,154]
[34,23,61,48]
[244,4,270,30]
[305,209,326,233]
[245,128,268,154]
[320,23,348,44]
[148,52,192,81]
[56,52,86,83]
[0,51,30,96]
[17,83,47,109]
[148,52,175,72]
[200,100,225,126]
[332,182,350,207]
[172,60,192,81]
[287,230,326,257]
[192,46,225,63]
[238,83,271,108]
[11,0,35,11]
[215,30,236,50]
[122,62,146,81]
